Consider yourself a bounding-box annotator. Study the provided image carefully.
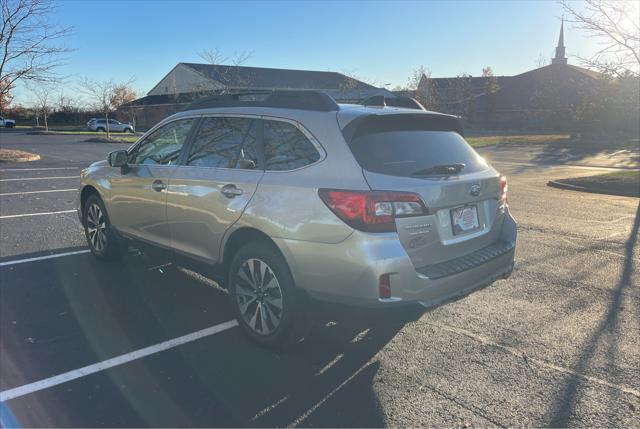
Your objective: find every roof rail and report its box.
[361,95,425,110]
[183,90,340,112]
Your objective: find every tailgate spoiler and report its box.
[341,113,464,144]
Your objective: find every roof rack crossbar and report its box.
[183,90,340,112]
[361,95,425,111]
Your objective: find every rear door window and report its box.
[264,120,320,171]
[349,130,487,177]
[186,117,258,169]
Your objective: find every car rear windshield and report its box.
[348,130,487,177]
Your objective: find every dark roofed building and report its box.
[127,63,392,129]
[399,20,606,129]
[152,63,375,93]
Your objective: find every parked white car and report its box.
[87,118,134,133]
[0,116,16,128]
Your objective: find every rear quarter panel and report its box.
[225,112,366,246]
[223,111,369,254]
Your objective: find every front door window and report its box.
[130,118,195,166]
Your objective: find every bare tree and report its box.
[110,83,136,127]
[406,65,427,91]
[406,66,439,109]
[334,69,378,101]
[197,47,228,66]
[0,0,71,102]
[482,66,499,120]
[447,73,475,118]
[197,48,253,68]
[535,52,549,68]
[0,77,13,112]
[561,0,640,77]
[56,91,77,112]
[78,77,132,137]
[27,81,53,130]
[196,48,254,92]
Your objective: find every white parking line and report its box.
[0,167,79,172]
[0,249,91,267]
[0,189,77,196]
[0,176,80,182]
[0,210,76,219]
[0,320,239,402]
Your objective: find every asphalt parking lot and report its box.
[0,131,638,427]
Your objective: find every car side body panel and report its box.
[167,166,264,263]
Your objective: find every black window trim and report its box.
[260,115,326,173]
[179,113,264,171]
[126,115,202,167]
[127,113,326,173]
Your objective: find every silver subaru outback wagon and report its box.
[77,91,516,346]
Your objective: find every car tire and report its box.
[83,194,121,260]
[96,127,106,132]
[229,241,306,347]
[125,128,133,133]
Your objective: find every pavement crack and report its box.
[519,224,630,246]
[423,321,640,399]
[417,382,506,428]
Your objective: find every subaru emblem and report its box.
[469,184,481,196]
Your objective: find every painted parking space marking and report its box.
[0,249,91,267]
[0,210,76,219]
[0,320,239,402]
[0,176,80,182]
[0,189,77,196]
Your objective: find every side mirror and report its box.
[108,150,129,167]
[237,158,257,170]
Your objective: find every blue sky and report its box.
[15,0,600,104]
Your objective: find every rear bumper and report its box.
[274,210,517,309]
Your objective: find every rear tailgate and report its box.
[344,112,506,268]
[362,169,505,268]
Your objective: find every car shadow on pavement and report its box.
[545,200,639,426]
[1,246,424,427]
[496,138,640,175]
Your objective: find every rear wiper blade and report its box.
[411,163,466,176]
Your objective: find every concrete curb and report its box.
[27,131,142,136]
[82,138,135,144]
[547,180,639,198]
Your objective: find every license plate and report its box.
[451,205,479,235]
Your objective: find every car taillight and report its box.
[500,176,508,205]
[318,189,428,233]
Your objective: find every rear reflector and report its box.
[318,189,428,233]
[379,274,391,299]
[500,176,508,205]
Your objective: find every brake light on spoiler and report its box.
[318,189,428,233]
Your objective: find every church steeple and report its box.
[552,18,568,65]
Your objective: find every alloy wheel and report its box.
[235,258,284,335]
[86,203,107,252]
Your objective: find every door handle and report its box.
[151,179,167,192]
[221,184,243,198]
